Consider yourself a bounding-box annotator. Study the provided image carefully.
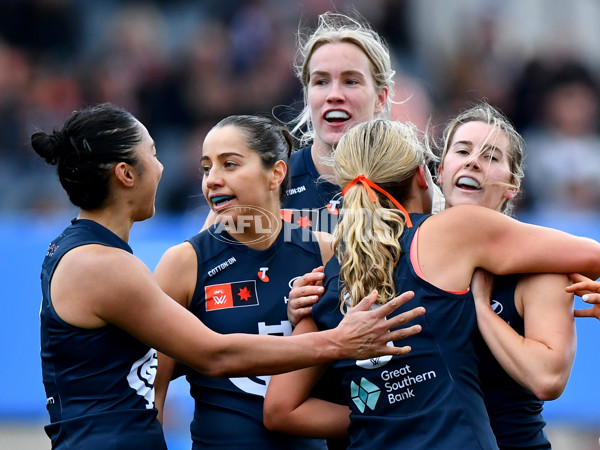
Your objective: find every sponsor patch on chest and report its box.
[205,280,259,311]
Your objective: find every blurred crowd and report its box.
[1,0,600,217]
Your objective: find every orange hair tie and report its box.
[341,174,413,228]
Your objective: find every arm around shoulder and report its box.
[438,205,600,277]
[92,245,423,378]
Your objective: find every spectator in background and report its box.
[0,0,84,213]
[519,60,600,214]
[3,0,600,221]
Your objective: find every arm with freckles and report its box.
[472,270,576,400]
[265,291,425,438]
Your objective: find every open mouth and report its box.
[211,195,235,207]
[456,176,481,190]
[324,110,351,123]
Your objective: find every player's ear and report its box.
[114,162,135,187]
[374,86,389,115]
[269,160,287,191]
[416,166,428,190]
[503,186,518,199]
[437,165,444,185]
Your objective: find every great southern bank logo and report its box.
[351,377,381,413]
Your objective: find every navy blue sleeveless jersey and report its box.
[312,214,498,450]
[477,274,550,449]
[282,145,349,449]
[282,146,342,234]
[40,219,165,449]
[184,223,326,449]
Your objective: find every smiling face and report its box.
[201,124,283,226]
[439,121,517,212]
[306,41,387,153]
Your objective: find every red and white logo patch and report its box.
[205,280,259,311]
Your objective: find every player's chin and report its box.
[136,206,156,223]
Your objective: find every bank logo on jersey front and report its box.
[205,280,259,311]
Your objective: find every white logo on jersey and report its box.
[213,295,228,304]
[229,321,292,397]
[491,299,503,315]
[356,341,394,369]
[258,267,270,282]
[286,185,307,196]
[288,276,301,290]
[229,375,271,397]
[127,348,158,409]
[212,289,228,304]
[207,257,237,277]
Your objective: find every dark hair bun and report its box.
[31,130,70,165]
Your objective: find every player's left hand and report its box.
[566,273,600,320]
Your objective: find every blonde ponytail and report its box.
[333,119,435,312]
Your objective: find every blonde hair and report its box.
[291,12,395,146]
[333,119,436,311]
[438,101,525,216]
